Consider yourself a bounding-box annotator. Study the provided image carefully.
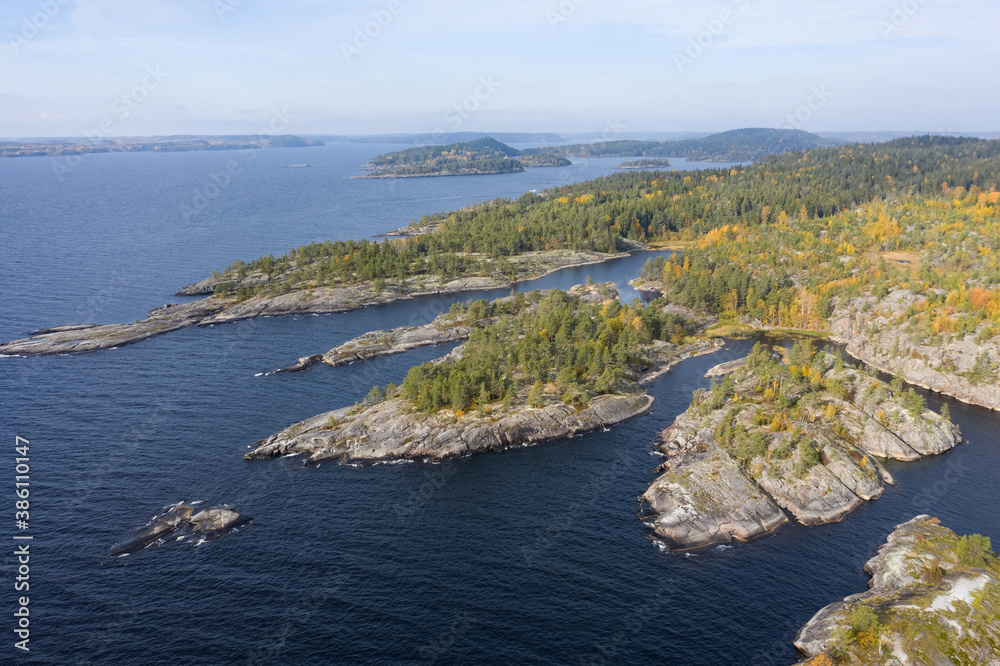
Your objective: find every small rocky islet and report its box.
[109,504,250,557]
[793,516,1000,665]
[640,342,961,551]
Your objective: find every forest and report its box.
[648,187,1000,342]
[396,290,698,414]
[211,136,1000,303]
[522,128,836,162]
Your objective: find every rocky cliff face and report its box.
[831,289,1000,411]
[640,349,960,551]
[246,393,654,464]
[794,516,1000,665]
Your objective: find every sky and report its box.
[1,0,998,138]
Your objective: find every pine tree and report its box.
[528,380,545,407]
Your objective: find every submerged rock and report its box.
[794,516,1000,665]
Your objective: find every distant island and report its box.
[358,137,570,178]
[0,135,324,158]
[617,158,672,169]
[320,131,566,145]
[521,128,838,162]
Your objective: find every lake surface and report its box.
[1,144,997,665]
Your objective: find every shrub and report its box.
[922,557,945,585]
[794,439,823,476]
[956,534,994,567]
[849,605,881,636]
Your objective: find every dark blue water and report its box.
[1,145,998,665]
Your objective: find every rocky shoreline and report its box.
[640,346,961,551]
[0,250,631,357]
[794,516,1000,664]
[246,392,655,464]
[0,299,228,356]
[277,314,473,373]
[831,289,1000,412]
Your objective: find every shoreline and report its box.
[0,248,651,357]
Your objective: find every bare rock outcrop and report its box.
[831,289,1000,411]
[794,516,1000,664]
[0,299,227,356]
[641,346,960,551]
[246,393,654,464]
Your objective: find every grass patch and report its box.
[703,323,758,339]
[646,240,693,250]
[881,250,922,270]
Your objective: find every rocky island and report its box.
[640,342,960,550]
[793,516,1000,665]
[247,289,721,464]
[617,159,672,169]
[358,137,569,178]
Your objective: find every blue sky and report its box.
[1,0,998,137]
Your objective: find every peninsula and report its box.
[246,288,720,464]
[7,134,1000,391]
[640,342,960,550]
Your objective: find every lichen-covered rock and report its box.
[794,515,1000,665]
[641,447,788,549]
